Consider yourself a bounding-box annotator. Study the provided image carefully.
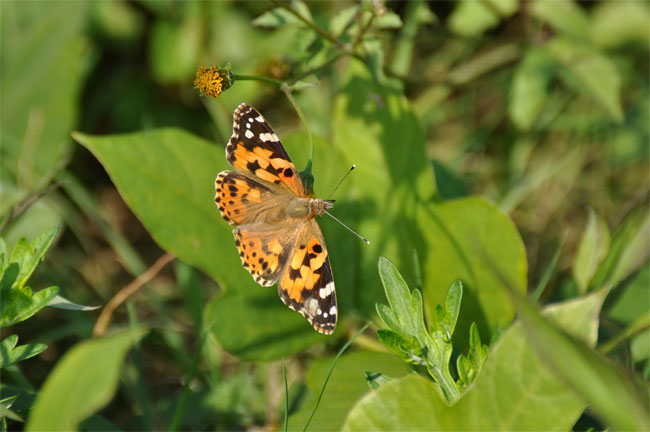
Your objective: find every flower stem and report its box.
[234,73,285,87]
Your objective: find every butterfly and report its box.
[214,103,337,334]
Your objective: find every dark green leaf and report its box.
[0,335,47,368]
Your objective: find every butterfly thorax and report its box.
[287,198,333,219]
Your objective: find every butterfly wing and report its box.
[226,103,306,196]
[215,170,287,226]
[278,219,337,334]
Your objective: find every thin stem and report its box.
[271,0,345,50]
[282,359,289,432]
[288,51,346,86]
[170,332,208,432]
[93,252,175,337]
[235,73,285,87]
[302,323,371,432]
[281,85,314,163]
[600,312,650,355]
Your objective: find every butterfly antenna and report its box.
[325,164,356,201]
[324,210,370,245]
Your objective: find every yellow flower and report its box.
[194,66,232,98]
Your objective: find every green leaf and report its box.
[530,0,589,40]
[288,351,408,431]
[573,208,611,293]
[10,225,59,291]
[509,48,555,130]
[73,129,233,286]
[26,328,147,431]
[375,303,401,332]
[441,280,462,337]
[150,16,202,84]
[378,257,419,335]
[417,197,527,350]
[514,288,649,431]
[361,36,386,84]
[1,226,60,327]
[373,12,402,29]
[329,5,358,36]
[0,286,59,328]
[252,8,303,28]
[448,0,518,37]
[365,371,392,390]
[0,335,47,368]
[376,330,424,366]
[342,290,608,430]
[0,1,89,189]
[592,205,649,289]
[549,37,624,122]
[590,1,650,49]
[606,262,650,324]
[331,61,435,319]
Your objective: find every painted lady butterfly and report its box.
[215,103,337,334]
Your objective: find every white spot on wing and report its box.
[329,306,337,315]
[256,115,265,123]
[244,129,254,139]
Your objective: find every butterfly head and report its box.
[309,198,333,216]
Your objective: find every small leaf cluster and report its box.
[375,257,488,403]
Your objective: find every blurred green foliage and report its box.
[1,0,648,430]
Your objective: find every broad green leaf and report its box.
[204,290,324,361]
[0,335,47,368]
[590,1,650,49]
[73,129,233,287]
[530,0,589,40]
[331,61,435,318]
[509,48,554,130]
[373,12,402,29]
[573,208,610,293]
[342,290,607,430]
[549,38,623,122]
[448,0,517,37]
[417,197,527,350]
[0,1,88,189]
[514,288,650,431]
[288,351,408,431]
[26,329,146,431]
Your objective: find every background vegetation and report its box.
[1,0,648,430]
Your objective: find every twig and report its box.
[93,252,175,337]
[0,180,69,233]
